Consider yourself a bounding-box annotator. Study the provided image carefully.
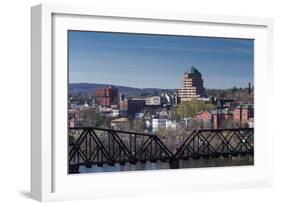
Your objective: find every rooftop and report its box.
[235,104,254,109]
[111,117,129,123]
[211,109,233,115]
[184,66,202,76]
[190,66,200,74]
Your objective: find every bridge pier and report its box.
[169,159,179,169]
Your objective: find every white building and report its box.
[152,118,180,132]
[98,106,112,113]
[146,96,161,106]
[166,120,178,130]
[82,102,89,108]
[152,118,166,132]
[112,109,127,117]
[248,118,254,128]
[112,109,119,117]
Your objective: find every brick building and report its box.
[193,108,233,129]
[193,110,213,128]
[211,109,233,129]
[95,86,118,106]
[233,104,254,126]
[193,104,254,129]
[193,109,233,129]
[194,110,212,121]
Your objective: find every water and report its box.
[78,156,254,173]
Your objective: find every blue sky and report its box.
[68,31,254,89]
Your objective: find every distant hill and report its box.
[69,83,177,97]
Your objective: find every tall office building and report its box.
[178,67,206,101]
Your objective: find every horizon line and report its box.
[69,82,254,90]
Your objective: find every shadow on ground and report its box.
[18,190,31,198]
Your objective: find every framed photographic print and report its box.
[31,3,274,201]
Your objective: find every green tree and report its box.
[205,103,216,111]
[177,99,216,118]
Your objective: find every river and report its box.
[78,155,253,173]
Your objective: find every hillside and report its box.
[69,83,177,97]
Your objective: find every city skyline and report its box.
[69,31,254,89]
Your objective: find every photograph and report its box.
[67,31,254,174]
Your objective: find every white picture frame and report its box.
[31,3,274,202]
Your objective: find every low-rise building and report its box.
[193,110,213,128]
[145,96,162,106]
[194,110,212,121]
[120,99,146,116]
[166,120,179,130]
[211,109,233,129]
[112,109,119,117]
[152,118,180,132]
[98,106,112,113]
[152,118,166,132]
[248,118,254,128]
[233,104,254,126]
[112,109,127,117]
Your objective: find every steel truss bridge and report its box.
[68,127,254,173]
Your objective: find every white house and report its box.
[112,109,119,117]
[152,118,166,132]
[112,109,127,117]
[166,120,178,130]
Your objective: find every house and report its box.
[194,110,212,121]
[112,109,127,117]
[152,118,167,132]
[166,120,179,130]
[193,111,213,128]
